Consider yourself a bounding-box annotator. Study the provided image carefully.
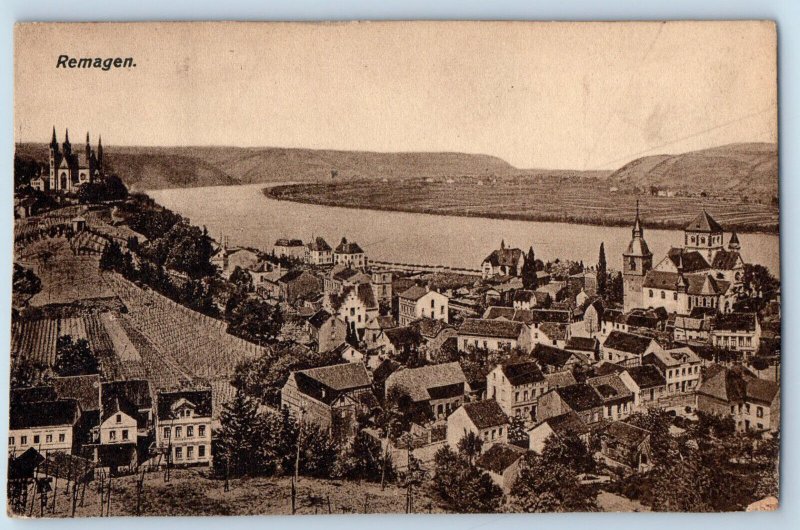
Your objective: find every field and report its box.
[9,468,442,517]
[267,178,779,233]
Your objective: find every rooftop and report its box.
[459,318,525,339]
[602,331,655,356]
[461,400,509,429]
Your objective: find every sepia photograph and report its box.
[8,20,779,517]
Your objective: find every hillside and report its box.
[607,142,778,201]
[14,143,517,191]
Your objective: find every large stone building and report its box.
[47,128,104,192]
[623,205,744,314]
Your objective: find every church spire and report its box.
[98,135,103,169]
[50,126,58,148]
[63,128,72,155]
[632,200,644,239]
[728,231,741,251]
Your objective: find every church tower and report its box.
[623,201,653,312]
[97,135,103,172]
[49,126,59,185]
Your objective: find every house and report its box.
[536,384,605,426]
[96,380,153,468]
[537,322,570,348]
[333,237,367,269]
[601,331,662,366]
[565,336,600,362]
[364,315,397,346]
[306,237,333,266]
[671,314,711,343]
[375,326,422,357]
[324,266,370,294]
[305,309,347,353]
[385,362,470,423]
[8,399,80,457]
[330,342,366,364]
[276,270,322,304]
[621,364,667,408]
[527,411,590,454]
[397,285,449,326]
[447,400,510,451]
[532,343,588,373]
[597,421,652,473]
[586,373,634,421]
[155,389,213,467]
[535,281,568,303]
[475,443,528,493]
[458,318,531,353]
[481,243,525,278]
[696,365,780,433]
[226,248,261,276]
[710,312,762,359]
[51,374,102,447]
[486,359,547,424]
[543,370,578,390]
[582,299,604,335]
[643,347,702,394]
[324,283,379,339]
[511,289,549,310]
[273,238,306,260]
[413,318,457,358]
[281,362,376,441]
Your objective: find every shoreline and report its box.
[262,185,780,235]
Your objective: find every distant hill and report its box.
[607,142,778,200]
[14,143,517,191]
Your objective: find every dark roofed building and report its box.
[10,386,58,405]
[155,388,213,467]
[482,244,525,279]
[475,443,528,492]
[697,364,779,432]
[282,362,376,441]
[52,374,101,412]
[565,336,600,360]
[458,318,531,352]
[601,330,661,365]
[9,399,81,456]
[448,400,510,451]
[487,358,547,422]
[385,362,469,422]
[598,421,652,472]
[532,343,587,372]
[586,373,634,420]
[536,383,605,426]
[333,237,367,269]
[527,411,591,453]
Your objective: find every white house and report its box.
[710,312,762,359]
[8,399,80,457]
[397,285,449,326]
[458,318,531,353]
[643,347,702,394]
[155,389,213,467]
[447,400,509,452]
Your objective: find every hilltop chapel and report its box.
[622,203,745,314]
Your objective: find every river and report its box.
[146,183,781,277]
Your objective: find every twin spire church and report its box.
[622,203,745,315]
[43,127,105,192]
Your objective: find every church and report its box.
[623,203,744,315]
[41,127,105,192]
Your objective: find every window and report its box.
[673,292,678,301]
[199,445,206,457]
[648,290,653,298]
[431,299,435,309]
[9,437,14,446]
[175,426,182,438]
[59,433,65,443]
[116,414,122,424]
[757,406,764,418]
[187,426,194,437]
[122,430,129,441]
[46,434,53,443]
[109,430,116,440]
[515,392,520,403]
[491,429,496,440]
[21,436,27,445]
[163,427,170,439]
[187,446,194,460]
[175,447,183,460]
[661,291,665,299]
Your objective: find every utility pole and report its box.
[291,408,304,515]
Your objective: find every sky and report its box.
[14,21,777,170]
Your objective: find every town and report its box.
[9,128,781,516]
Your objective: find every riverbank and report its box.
[265,180,780,234]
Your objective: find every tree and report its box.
[12,264,41,297]
[508,444,597,513]
[228,298,283,345]
[99,240,125,272]
[540,431,595,474]
[53,336,98,376]
[432,446,502,513]
[333,431,388,482]
[457,431,483,465]
[10,359,47,388]
[508,416,529,447]
[216,389,264,477]
[229,266,254,293]
[522,246,538,290]
[597,242,607,297]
